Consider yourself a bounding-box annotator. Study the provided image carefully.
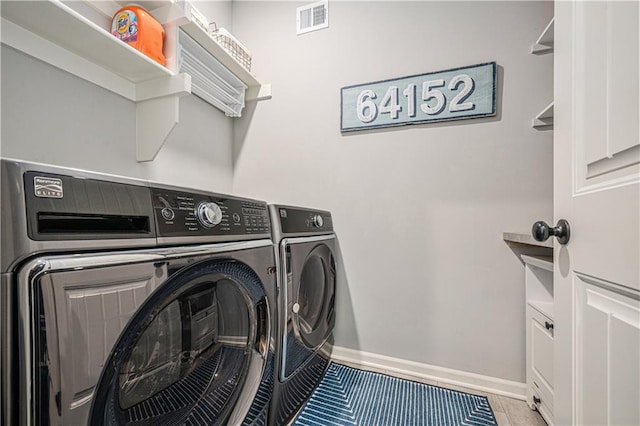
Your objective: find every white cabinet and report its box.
[522,254,554,425]
[527,305,554,424]
[0,0,270,162]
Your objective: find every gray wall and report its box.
[231,1,553,382]
[1,44,234,193]
[1,1,553,384]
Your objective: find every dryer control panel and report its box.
[275,205,334,235]
[152,188,270,237]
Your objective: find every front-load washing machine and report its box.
[268,205,337,425]
[0,159,276,426]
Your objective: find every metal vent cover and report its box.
[297,1,329,35]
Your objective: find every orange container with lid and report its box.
[111,5,166,66]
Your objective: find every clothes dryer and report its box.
[268,205,337,425]
[0,159,276,426]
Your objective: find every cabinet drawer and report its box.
[527,304,554,410]
[530,386,554,426]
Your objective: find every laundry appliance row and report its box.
[0,159,337,426]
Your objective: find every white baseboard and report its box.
[330,346,526,400]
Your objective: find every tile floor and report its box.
[436,382,546,426]
[334,360,547,426]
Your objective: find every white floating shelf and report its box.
[531,18,554,54]
[1,0,174,88]
[1,0,192,162]
[1,0,270,162]
[179,21,270,101]
[532,102,554,129]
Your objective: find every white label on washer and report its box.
[34,176,63,198]
[280,209,287,218]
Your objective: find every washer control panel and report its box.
[196,201,223,228]
[152,188,270,237]
[276,205,333,235]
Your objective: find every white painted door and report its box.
[554,1,640,425]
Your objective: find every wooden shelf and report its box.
[503,232,553,248]
[532,18,554,54]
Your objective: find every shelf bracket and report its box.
[531,18,554,55]
[136,73,191,162]
[136,73,191,102]
[532,101,554,130]
[246,84,273,101]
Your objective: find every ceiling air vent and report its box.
[297,1,328,35]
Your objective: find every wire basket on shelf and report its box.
[209,27,252,73]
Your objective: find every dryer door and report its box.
[281,236,336,379]
[90,258,270,426]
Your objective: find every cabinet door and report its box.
[575,282,640,426]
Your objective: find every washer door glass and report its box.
[90,259,269,426]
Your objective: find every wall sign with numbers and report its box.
[340,62,497,132]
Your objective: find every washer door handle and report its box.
[255,299,269,355]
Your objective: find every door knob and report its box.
[532,219,570,245]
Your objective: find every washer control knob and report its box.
[310,214,324,228]
[196,202,223,228]
[292,303,300,314]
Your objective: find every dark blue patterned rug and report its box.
[291,363,497,426]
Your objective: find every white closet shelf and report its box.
[179,21,270,101]
[0,0,270,162]
[521,255,553,272]
[1,0,178,94]
[528,301,554,320]
[531,18,554,54]
[532,102,554,129]
[531,17,553,131]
